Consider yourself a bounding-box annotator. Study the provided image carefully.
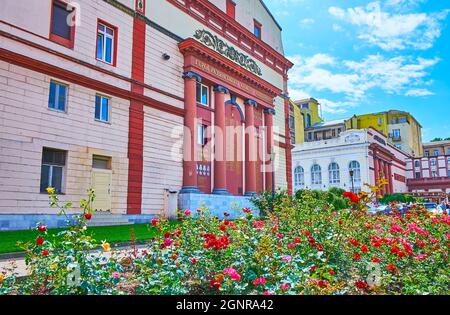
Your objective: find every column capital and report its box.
[264,108,276,115]
[213,85,229,94]
[182,71,202,82]
[244,99,257,107]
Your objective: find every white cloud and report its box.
[299,18,315,26]
[405,88,434,96]
[328,1,449,50]
[287,53,439,113]
[332,24,343,32]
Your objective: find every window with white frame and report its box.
[48,80,68,112]
[349,161,361,183]
[197,124,207,146]
[96,22,116,65]
[434,149,439,156]
[40,148,66,193]
[430,159,436,167]
[328,163,340,184]
[95,94,110,123]
[196,82,209,106]
[311,164,322,185]
[294,166,305,188]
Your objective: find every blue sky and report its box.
[265,0,450,141]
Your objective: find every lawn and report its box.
[0,223,178,255]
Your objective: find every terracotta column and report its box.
[180,71,201,194]
[264,108,276,192]
[387,163,394,194]
[212,85,229,195]
[373,156,379,186]
[384,162,390,195]
[244,99,257,196]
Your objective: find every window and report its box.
[40,148,66,193]
[50,0,75,48]
[302,103,309,109]
[392,129,400,139]
[447,157,450,165]
[398,117,407,123]
[289,116,295,144]
[96,21,117,65]
[332,129,336,137]
[93,155,111,170]
[196,82,209,106]
[197,124,207,146]
[226,0,236,19]
[254,20,262,39]
[434,149,439,156]
[431,170,437,178]
[395,144,402,150]
[425,151,429,157]
[378,117,383,126]
[306,114,312,128]
[447,148,450,155]
[337,128,342,135]
[328,163,340,184]
[294,166,305,188]
[311,164,322,185]
[415,172,421,179]
[349,161,361,183]
[430,159,436,167]
[414,160,420,168]
[308,133,312,141]
[48,81,68,112]
[448,169,450,177]
[95,95,110,123]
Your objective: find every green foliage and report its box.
[378,194,419,204]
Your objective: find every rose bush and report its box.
[0,182,448,295]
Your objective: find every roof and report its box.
[423,140,450,147]
[309,118,349,128]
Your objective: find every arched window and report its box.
[294,166,305,188]
[328,163,340,184]
[414,160,420,168]
[311,164,322,185]
[349,161,361,183]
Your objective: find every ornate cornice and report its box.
[194,30,262,77]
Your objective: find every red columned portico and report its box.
[371,144,396,196]
[178,38,281,196]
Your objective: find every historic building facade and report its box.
[0,0,293,229]
[292,128,409,195]
[406,140,450,202]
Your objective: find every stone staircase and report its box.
[87,212,132,227]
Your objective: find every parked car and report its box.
[422,203,444,215]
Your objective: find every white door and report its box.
[91,171,112,212]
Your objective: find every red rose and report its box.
[243,208,251,213]
[353,253,361,261]
[42,250,49,256]
[342,192,360,204]
[372,257,381,263]
[329,270,335,275]
[220,225,227,232]
[360,245,368,253]
[309,265,316,273]
[386,264,396,272]
[350,239,359,247]
[191,258,197,264]
[84,213,92,220]
[355,280,368,289]
[36,237,45,245]
[37,225,47,232]
[294,237,301,244]
[150,218,159,227]
[184,210,192,216]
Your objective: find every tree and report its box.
[431,137,443,142]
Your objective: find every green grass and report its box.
[0,222,179,255]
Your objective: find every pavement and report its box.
[0,244,147,278]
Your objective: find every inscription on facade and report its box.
[194,29,262,76]
[194,59,273,104]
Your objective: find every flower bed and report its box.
[0,186,448,295]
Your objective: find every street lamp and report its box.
[349,170,355,193]
[270,150,276,213]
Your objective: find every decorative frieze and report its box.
[194,29,262,77]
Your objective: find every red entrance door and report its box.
[226,105,243,195]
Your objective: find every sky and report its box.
[264,0,450,142]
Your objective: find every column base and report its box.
[212,188,230,195]
[244,191,258,197]
[180,186,201,194]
